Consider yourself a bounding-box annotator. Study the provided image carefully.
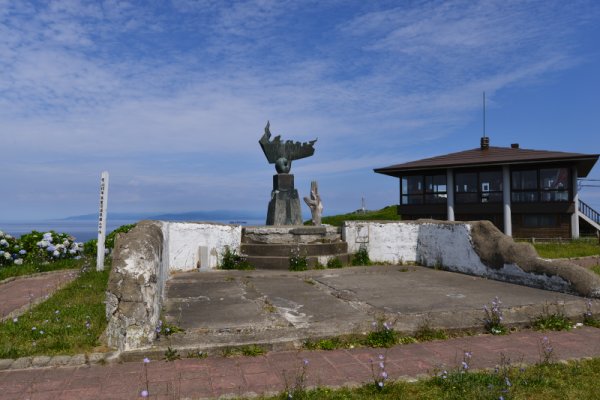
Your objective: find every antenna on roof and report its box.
[483,91,486,138]
[480,91,490,150]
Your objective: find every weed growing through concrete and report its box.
[219,247,254,270]
[532,304,572,331]
[583,298,600,328]
[164,346,180,361]
[156,319,184,338]
[289,246,308,271]
[414,321,448,341]
[221,345,266,357]
[352,245,371,266]
[185,349,208,359]
[326,257,343,269]
[483,297,507,335]
[366,320,398,348]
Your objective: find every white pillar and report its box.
[447,169,455,221]
[97,171,109,271]
[571,168,579,239]
[502,166,512,236]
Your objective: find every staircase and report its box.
[579,199,600,233]
[241,226,351,270]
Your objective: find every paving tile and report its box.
[238,359,272,375]
[211,373,246,391]
[30,390,63,400]
[243,371,285,389]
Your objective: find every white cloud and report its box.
[1,0,599,219]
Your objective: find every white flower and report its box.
[0,239,8,246]
[40,240,50,248]
[19,249,26,255]
[14,259,23,265]
[53,250,60,257]
[5,234,12,239]
[3,252,10,259]
[63,240,69,246]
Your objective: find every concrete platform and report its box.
[145,265,600,360]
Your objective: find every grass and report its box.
[316,205,400,227]
[251,357,600,400]
[0,267,111,358]
[532,238,600,259]
[0,258,83,282]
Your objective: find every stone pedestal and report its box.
[266,174,302,225]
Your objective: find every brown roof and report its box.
[374,146,599,177]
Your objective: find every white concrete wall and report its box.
[343,221,419,264]
[161,222,242,271]
[342,221,572,292]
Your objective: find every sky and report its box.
[1,0,600,221]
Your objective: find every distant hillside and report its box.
[63,210,264,222]
[316,205,400,227]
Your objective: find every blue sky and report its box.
[1,0,600,221]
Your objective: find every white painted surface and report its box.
[342,220,573,292]
[572,167,579,239]
[96,171,109,271]
[162,222,242,271]
[502,166,512,236]
[447,169,455,221]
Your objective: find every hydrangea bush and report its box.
[0,229,83,267]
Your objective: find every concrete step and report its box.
[241,242,348,257]
[244,253,351,270]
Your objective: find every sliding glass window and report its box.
[401,174,446,205]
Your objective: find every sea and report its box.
[0,219,265,243]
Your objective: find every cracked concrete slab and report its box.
[150,265,598,359]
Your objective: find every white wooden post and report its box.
[502,165,512,236]
[446,169,455,221]
[97,171,109,271]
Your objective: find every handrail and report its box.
[579,199,600,224]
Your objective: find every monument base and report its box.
[266,174,302,225]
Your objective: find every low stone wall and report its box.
[105,221,242,352]
[162,222,242,271]
[105,221,165,352]
[343,220,600,298]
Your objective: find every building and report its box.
[374,138,600,238]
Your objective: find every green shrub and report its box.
[326,257,343,269]
[366,320,398,348]
[533,311,572,331]
[219,247,253,270]
[352,246,371,266]
[289,254,308,271]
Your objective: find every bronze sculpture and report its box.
[259,121,317,173]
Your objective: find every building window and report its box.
[511,168,570,203]
[455,170,502,204]
[425,175,447,204]
[540,168,569,202]
[455,172,478,203]
[479,171,503,203]
[522,214,557,228]
[401,174,446,205]
[401,175,423,205]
